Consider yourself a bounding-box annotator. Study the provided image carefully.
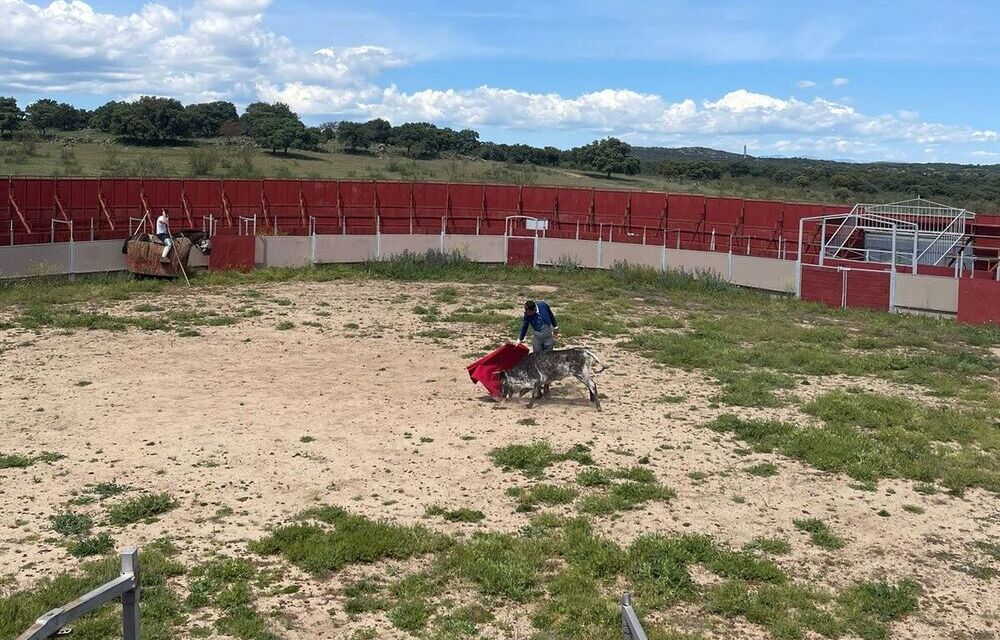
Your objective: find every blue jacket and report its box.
[519,300,558,341]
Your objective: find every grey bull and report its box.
[498,347,607,410]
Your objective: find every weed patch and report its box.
[107,492,177,525]
[794,518,846,550]
[491,441,593,477]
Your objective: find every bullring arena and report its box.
[1,177,998,640]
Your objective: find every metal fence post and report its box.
[121,549,140,640]
[620,593,648,640]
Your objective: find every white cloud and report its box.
[970,150,999,158]
[0,0,996,162]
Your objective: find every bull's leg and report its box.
[526,382,542,409]
[575,373,601,411]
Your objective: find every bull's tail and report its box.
[585,349,608,374]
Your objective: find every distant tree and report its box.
[454,128,481,155]
[25,99,61,135]
[390,122,442,158]
[336,121,369,151]
[571,137,638,177]
[241,102,306,154]
[0,97,25,136]
[364,118,392,145]
[90,101,126,133]
[218,119,242,142]
[318,121,338,141]
[300,127,322,151]
[185,101,238,137]
[99,96,190,142]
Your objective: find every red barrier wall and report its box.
[845,270,890,310]
[800,265,843,308]
[210,235,255,271]
[957,278,1000,325]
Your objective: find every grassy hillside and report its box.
[2,132,998,212]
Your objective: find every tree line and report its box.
[0,95,643,176]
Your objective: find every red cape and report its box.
[467,343,530,397]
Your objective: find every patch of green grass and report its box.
[424,505,485,523]
[69,533,115,557]
[448,533,547,601]
[417,327,451,339]
[794,518,846,550]
[656,394,685,404]
[275,321,295,330]
[299,435,315,443]
[901,504,925,514]
[744,537,792,555]
[51,512,93,537]
[713,368,795,407]
[579,481,675,516]
[490,441,593,477]
[250,506,450,575]
[186,557,278,640]
[506,484,578,511]
[0,539,185,640]
[343,322,359,329]
[87,482,131,499]
[431,286,460,304]
[709,394,1000,494]
[0,453,34,469]
[107,492,178,526]
[641,315,684,329]
[746,462,779,477]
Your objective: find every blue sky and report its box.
[2,0,999,162]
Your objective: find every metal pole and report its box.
[911,230,918,274]
[796,218,804,298]
[889,225,897,311]
[440,216,446,253]
[9,220,13,246]
[120,549,140,640]
[51,219,55,244]
[841,268,847,309]
[597,223,603,268]
[68,222,75,281]
[575,220,579,240]
[819,219,826,266]
[90,218,94,241]
[676,229,680,249]
[710,229,716,252]
[376,214,381,259]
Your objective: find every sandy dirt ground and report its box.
[0,280,997,639]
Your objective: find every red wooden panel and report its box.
[845,270,889,310]
[375,181,411,219]
[629,192,666,226]
[521,186,557,217]
[506,236,534,266]
[742,200,783,229]
[782,202,826,232]
[484,185,520,218]
[451,184,485,218]
[957,278,1000,325]
[593,190,628,224]
[413,182,448,216]
[210,235,255,271]
[557,188,593,219]
[800,265,843,308]
[667,193,705,223]
[705,197,742,225]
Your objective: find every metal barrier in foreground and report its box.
[16,549,141,640]
[621,592,648,640]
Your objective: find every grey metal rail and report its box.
[621,592,648,640]
[16,549,141,640]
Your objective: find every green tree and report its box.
[90,101,126,132]
[571,137,638,177]
[364,118,392,145]
[0,97,25,136]
[336,121,369,151]
[105,96,190,142]
[241,102,306,154]
[218,119,242,142]
[25,99,60,135]
[185,101,238,137]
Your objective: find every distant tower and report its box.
[743,144,747,157]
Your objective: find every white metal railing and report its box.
[238,216,257,236]
[17,549,141,640]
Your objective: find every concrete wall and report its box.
[896,273,959,314]
[0,234,969,321]
[602,242,664,270]
[255,236,310,268]
[444,235,504,263]
[664,249,729,279]
[313,235,377,264]
[536,238,599,268]
[731,255,797,293]
[379,234,441,258]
